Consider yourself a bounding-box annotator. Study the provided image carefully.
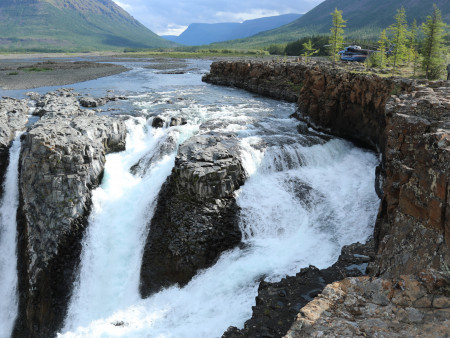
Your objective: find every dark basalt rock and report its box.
[139,133,246,297]
[13,92,126,338]
[152,116,165,128]
[222,240,376,338]
[0,97,29,200]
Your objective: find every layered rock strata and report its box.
[140,133,246,297]
[203,60,449,337]
[14,94,126,337]
[202,60,307,102]
[0,98,29,199]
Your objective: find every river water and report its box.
[0,58,379,338]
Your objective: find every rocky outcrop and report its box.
[285,270,450,337]
[79,95,127,108]
[139,133,246,297]
[373,85,450,278]
[0,98,29,199]
[13,93,126,337]
[202,60,307,102]
[223,241,376,338]
[204,60,449,337]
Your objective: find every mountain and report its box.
[0,0,173,52]
[212,0,450,49]
[162,14,302,46]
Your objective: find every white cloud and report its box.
[113,0,133,11]
[214,9,282,23]
[159,24,188,36]
[109,0,326,35]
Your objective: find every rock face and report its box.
[223,241,376,338]
[373,85,450,277]
[204,60,449,337]
[14,91,126,338]
[0,97,29,199]
[202,60,307,102]
[285,270,450,337]
[139,133,246,297]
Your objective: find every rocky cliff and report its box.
[139,133,246,297]
[0,98,29,199]
[203,60,449,337]
[13,89,126,337]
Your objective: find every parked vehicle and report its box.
[338,45,376,62]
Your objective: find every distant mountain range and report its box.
[162,14,302,46]
[0,0,173,51]
[212,0,450,49]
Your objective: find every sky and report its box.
[113,0,325,36]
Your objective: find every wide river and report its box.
[0,58,379,337]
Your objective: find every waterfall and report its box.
[0,135,22,338]
[59,87,379,337]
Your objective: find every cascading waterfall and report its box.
[60,83,379,337]
[0,135,22,338]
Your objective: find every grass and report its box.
[7,71,19,75]
[118,49,270,58]
[23,66,52,72]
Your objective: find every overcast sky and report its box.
[113,0,325,36]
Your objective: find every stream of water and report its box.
[0,59,379,338]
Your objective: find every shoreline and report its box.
[0,60,128,90]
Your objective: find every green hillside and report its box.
[212,0,450,49]
[0,0,174,52]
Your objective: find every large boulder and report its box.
[139,133,246,297]
[13,98,126,337]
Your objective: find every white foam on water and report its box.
[59,84,379,338]
[0,135,22,338]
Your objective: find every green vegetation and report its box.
[7,72,19,75]
[209,0,449,51]
[301,39,319,63]
[388,7,408,75]
[329,8,347,62]
[284,36,329,56]
[421,5,447,79]
[0,0,173,52]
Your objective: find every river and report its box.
[0,58,379,338]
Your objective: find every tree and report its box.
[388,7,408,75]
[377,29,389,68]
[329,8,346,63]
[421,4,447,79]
[408,19,420,77]
[301,39,319,63]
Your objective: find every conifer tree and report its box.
[409,19,420,77]
[329,8,346,63]
[302,39,319,63]
[388,7,408,75]
[421,5,447,79]
[377,29,389,68]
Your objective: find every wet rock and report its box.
[223,241,376,338]
[0,97,29,199]
[130,133,177,176]
[169,117,187,127]
[139,133,246,297]
[152,116,165,128]
[79,95,127,108]
[13,95,126,337]
[284,269,450,338]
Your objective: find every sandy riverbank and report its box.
[0,60,128,90]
